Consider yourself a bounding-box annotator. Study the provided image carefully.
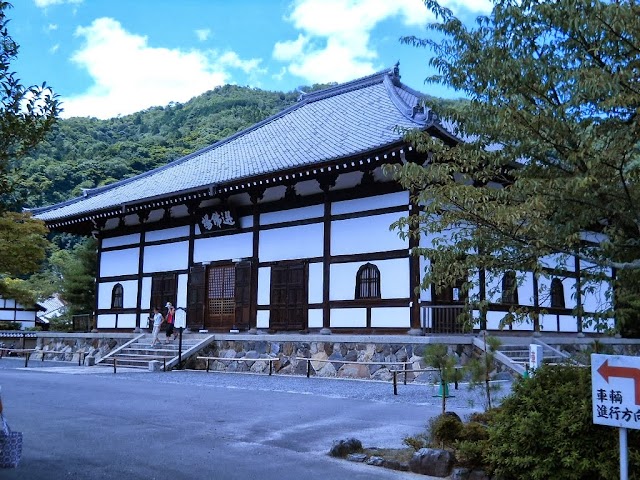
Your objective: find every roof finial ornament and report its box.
[393,61,400,79]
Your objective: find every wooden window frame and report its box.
[501,271,519,305]
[355,263,381,300]
[550,278,565,309]
[111,283,124,309]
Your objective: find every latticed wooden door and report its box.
[187,265,206,330]
[205,264,236,330]
[270,262,307,331]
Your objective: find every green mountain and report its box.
[13,84,303,209]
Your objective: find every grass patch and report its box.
[362,447,414,464]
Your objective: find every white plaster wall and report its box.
[102,233,141,248]
[2,298,15,308]
[308,262,323,304]
[519,273,535,306]
[16,310,36,321]
[194,233,252,263]
[419,256,430,301]
[100,248,140,277]
[258,267,271,305]
[177,274,188,310]
[331,213,407,256]
[239,215,253,229]
[539,253,574,271]
[540,313,561,332]
[0,311,14,321]
[559,315,579,332]
[141,277,152,311]
[140,313,151,329]
[330,308,366,328]
[116,313,137,328]
[146,226,189,243]
[143,242,189,273]
[332,191,409,215]
[371,307,410,328]
[308,309,323,328]
[97,314,116,328]
[582,280,613,314]
[261,204,324,225]
[97,280,138,309]
[257,310,269,328]
[330,259,409,301]
[259,223,323,262]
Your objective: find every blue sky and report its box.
[9,0,491,119]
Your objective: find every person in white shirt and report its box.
[150,307,164,347]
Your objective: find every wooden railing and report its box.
[0,348,87,367]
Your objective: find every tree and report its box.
[390,0,640,329]
[0,1,59,302]
[424,343,459,414]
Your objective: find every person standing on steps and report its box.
[150,307,164,347]
[164,302,176,344]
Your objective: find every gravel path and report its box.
[1,356,514,417]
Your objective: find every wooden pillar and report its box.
[318,174,337,334]
[479,267,487,331]
[408,197,422,334]
[92,218,106,332]
[249,187,264,332]
[575,255,583,334]
[135,210,149,331]
[532,271,540,333]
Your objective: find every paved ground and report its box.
[0,358,512,479]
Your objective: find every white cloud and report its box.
[49,44,60,54]
[274,0,430,84]
[34,0,82,7]
[45,23,58,32]
[63,18,263,119]
[274,0,491,84]
[195,28,211,42]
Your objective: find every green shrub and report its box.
[402,432,430,451]
[0,321,21,330]
[429,413,463,448]
[485,364,640,480]
[454,439,490,469]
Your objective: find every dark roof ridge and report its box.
[296,67,394,104]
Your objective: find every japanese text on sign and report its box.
[591,354,640,430]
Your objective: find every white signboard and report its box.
[174,308,187,329]
[591,354,640,430]
[529,344,543,371]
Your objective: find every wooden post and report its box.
[306,359,311,378]
[206,358,210,372]
[403,363,408,385]
[24,352,30,368]
[113,357,117,374]
[269,360,273,376]
[393,370,398,395]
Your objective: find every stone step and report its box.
[99,358,159,368]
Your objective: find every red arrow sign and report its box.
[597,359,640,405]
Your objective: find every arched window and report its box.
[550,278,565,309]
[355,263,381,299]
[111,283,124,309]
[501,271,519,305]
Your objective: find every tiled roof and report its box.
[32,67,436,222]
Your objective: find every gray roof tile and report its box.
[33,67,434,222]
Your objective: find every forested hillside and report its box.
[13,84,303,209]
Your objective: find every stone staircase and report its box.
[473,335,576,376]
[97,333,215,370]
[497,342,566,367]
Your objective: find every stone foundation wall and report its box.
[186,339,477,383]
[32,333,138,364]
